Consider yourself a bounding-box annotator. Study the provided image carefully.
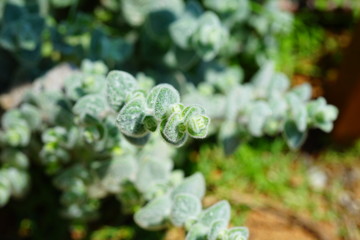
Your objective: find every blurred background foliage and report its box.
[0,0,358,93]
[1,0,360,240]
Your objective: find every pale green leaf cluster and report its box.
[184,61,339,151]
[0,60,249,240]
[106,70,210,147]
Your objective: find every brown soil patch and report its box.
[246,210,316,240]
[246,209,338,240]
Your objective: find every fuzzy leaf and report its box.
[73,94,107,120]
[143,115,159,132]
[1,109,23,129]
[286,93,307,132]
[224,227,249,240]
[147,84,180,120]
[171,173,205,200]
[3,121,30,147]
[134,195,172,230]
[123,134,150,146]
[170,16,198,49]
[292,83,312,101]
[198,200,231,226]
[116,97,148,137]
[96,156,137,194]
[19,104,41,129]
[106,70,138,112]
[208,220,228,240]
[185,223,209,240]
[170,193,202,226]
[160,112,187,147]
[182,105,205,122]
[191,12,228,61]
[135,158,172,195]
[283,120,307,150]
[186,115,210,138]
[247,101,272,137]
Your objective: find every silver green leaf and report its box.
[283,120,307,150]
[106,70,139,112]
[116,96,148,137]
[186,114,210,139]
[171,173,205,200]
[208,220,228,240]
[198,200,231,226]
[147,84,180,120]
[160,112,187,147]
[134,195,172,230]
[73,94,108,120]
[170,193,202,226]
[191,12,229,61]
[185,223,209,240]
[135,158,173,196]
[224,227,249,240]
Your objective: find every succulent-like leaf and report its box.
[143,115,159,132]
[96,156,138,194]
[185,223,209,240]
[268,73,290,98]
[307,97,338,133]
[19,104,41,130]
[283,120,307,150]
[147,84,180,120]
[134,195,172,230]
[5,168,29,198]
[121,0,183,26]
[186,115,210,139]
[191,12,229,61]
[1,109,23,129]
[0,149,29,169]
[182,105,205,122]
[135,158,173,195]
[286,93,307,132]
[247,101,272,137]
[219,120,242,155]
[116,97,148,137]
[251,61,275,97]
[123,134,151,146]
[170,15,198,49]
[224,227,249,240]
[160,112,187,147]
[292,83,312,101]
[198,200,231,226]
[73,94,108,120]
[3,121,30,147]
[106,70,138,112]
[208,220,228,240]
[170,193,202,226]
[171,173,206,200]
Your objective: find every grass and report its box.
[190,139,345,222]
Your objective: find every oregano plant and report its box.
[0,60,249,240]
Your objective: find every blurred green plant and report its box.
[0,60,248,240]
[193,139,340,221]
[184,61,338,153]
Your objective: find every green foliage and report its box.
[0,0,344,238]
[185,61,338,153]
[0,60,247,240]
[106,70,210,147]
